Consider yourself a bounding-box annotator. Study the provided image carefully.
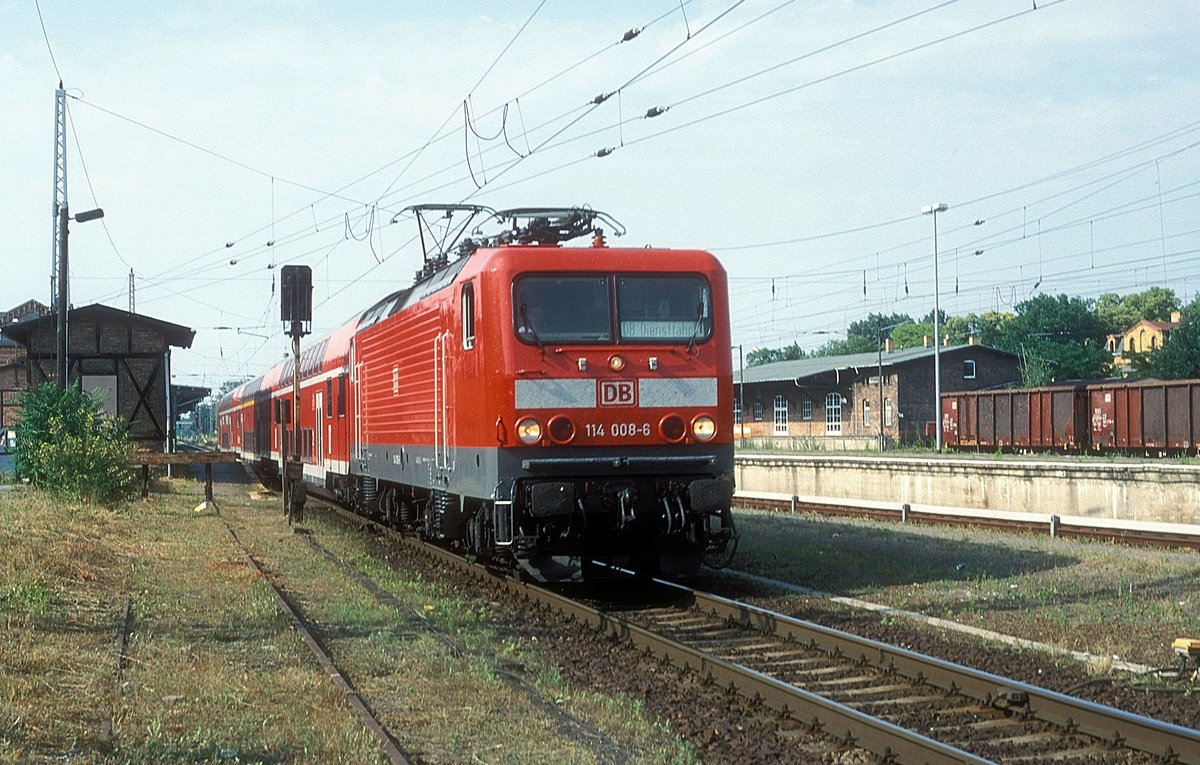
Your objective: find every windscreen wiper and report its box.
[519,303,545,355]
[686,302,705,353]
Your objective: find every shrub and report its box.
[14,383,135,505]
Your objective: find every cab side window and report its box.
[462,283,475,350]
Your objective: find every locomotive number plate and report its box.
[585,422,652,438]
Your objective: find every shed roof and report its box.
[735,343,1018,384]
[1,303,195,349]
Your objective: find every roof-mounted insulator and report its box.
[595,147,616,158]
[593,91,614,105]
[622,27,642,43]
[645,105,668,119]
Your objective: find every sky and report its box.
[3,0,1199,390]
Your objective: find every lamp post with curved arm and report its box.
[56,205,105,390]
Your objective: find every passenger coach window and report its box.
[513,276,612,343]
[617,275,712,343]
[462,283,475,350]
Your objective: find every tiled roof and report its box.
[735,343,1016,384]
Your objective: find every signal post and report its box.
[281,265,312,525]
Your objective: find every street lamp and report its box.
[921,202,947,452]
[57,205,105,390]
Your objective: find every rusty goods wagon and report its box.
[1089,379,1200,453]
[943,378,1200,455]
[941,385,1088,452]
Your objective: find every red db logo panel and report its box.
[598,380,636,407]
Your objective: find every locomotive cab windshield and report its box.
[513,273,712,345]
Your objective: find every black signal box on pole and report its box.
[281,265,312,333]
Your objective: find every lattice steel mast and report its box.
[51,84,67,308]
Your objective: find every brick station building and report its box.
[734,339,1021,449]
[4,303,196,452]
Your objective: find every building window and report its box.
[1151,336,1158,350]
[733,397,742,426]
[825,393,842,434]
[1126,337,1134,353]
[773,395,788,435]
[461,283,476,350]
[800,393,813,420]
[753,399,763,421]
[885,398,894,427]
[963,359,976,379]
[862,399,871,427]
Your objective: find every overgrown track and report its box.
[320,503,1200,765]
[212,509,414,765]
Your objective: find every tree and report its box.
[970,311,1015,348]
[746,342,805,367]
[1096,288,1180,335]
[1131,318,1200,379]
[1182,294,1200,322]
[809,336,876,357]
[14,383,135,505]
[890,322,933,349]
[193,378,249,437]
[846,312,912,342]
[1001,294,1110,383]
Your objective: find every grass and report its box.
[730,507,1200,667]
[0,474,699,764]
[232,498,701,765]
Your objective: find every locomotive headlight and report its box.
[608,354,625,371]
[691,415,717,441]
[516,417,543,444]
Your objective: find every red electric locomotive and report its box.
[219,206,737,581]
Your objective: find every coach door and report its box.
[314,391,324,467]
[352,341,366,462]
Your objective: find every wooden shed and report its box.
[4,303,196,452]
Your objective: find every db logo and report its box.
[599,380,635,407]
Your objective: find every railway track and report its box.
[314,503,1200,765]
[739,495,1200,551]
[212,505,414,765]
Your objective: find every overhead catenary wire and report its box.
[88,1,693,305]
[457,0,752,199]
[65,101,132,269]
[33,0,63,84]
[86,0,977,303]
[58,2,1190,381]
[67,96,368,206]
